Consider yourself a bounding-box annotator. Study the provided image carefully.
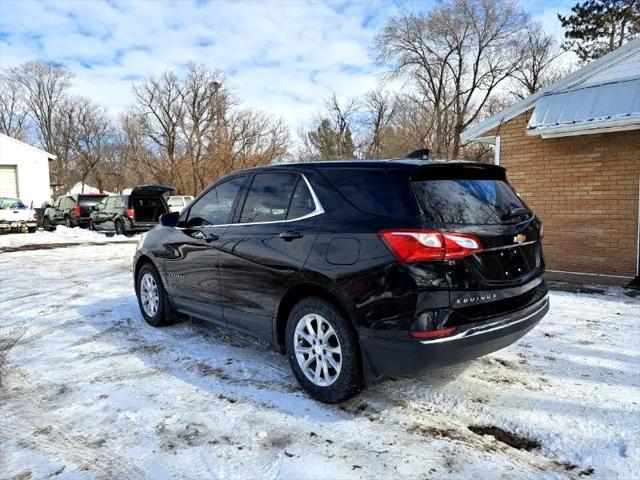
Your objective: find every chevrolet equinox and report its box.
[133,160,549,403]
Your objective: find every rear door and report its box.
[411,165,544,318]
[77,195,106,221]
[218,171,322,340]
[163,175,247,322]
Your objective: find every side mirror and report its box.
[160,211,179,227]
[43,202,52,209]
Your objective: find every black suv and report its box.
[90,185,173,235]
[133,160,548,403]
[43,193,108,230]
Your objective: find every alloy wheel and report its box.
[294,313,342,387]
[140,273,159,317]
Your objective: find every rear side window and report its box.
[321,168,416,218]
[412,179,528,225]
[239,173,298,223]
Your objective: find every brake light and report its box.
[74,204,80,218]
[127,208,135,219]
[379,229,483,262]
[410,326,457,339]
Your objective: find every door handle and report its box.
[279,230,303,241]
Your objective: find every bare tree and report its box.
[68,98,114,192]
[5,61,73,183]
[362,89,398,158]
[132,71,185,183]
[180,63,228,193]
[373,0,528,158]
[0,73,28,140]
[511,25,565,98]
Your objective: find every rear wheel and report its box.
[27,227,37,233]
[43,216,54,232]
[285,297,363,403]
[115,219,125,236]
[136,264,178,327]
[64,215,71,228]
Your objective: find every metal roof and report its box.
[527,77,640,136]
[462,38,640,141]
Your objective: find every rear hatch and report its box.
[129,184,174,224]
[410,163,545,322]
[77,194,108,218]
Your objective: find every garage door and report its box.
[0,165,19,198]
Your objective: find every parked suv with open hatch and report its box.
[133,160,548,403]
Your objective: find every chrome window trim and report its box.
[195,173,324,229]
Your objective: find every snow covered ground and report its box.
[1,228,638,479]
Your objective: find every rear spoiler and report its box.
[410,162,506,181]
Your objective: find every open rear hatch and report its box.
[77,194,108,218]
[130,184,174,224]
[410,163,545,325]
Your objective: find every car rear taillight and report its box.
[74,204,80,218]
[127,208,135,219]
[410,326,457,340]
[379,229,483,262]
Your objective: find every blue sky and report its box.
[0,0,575,132]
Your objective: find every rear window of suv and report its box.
[412,178,529,225]
[321,168,417,218]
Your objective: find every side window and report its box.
[187,176,246,226]
[239,173,297,223]
[66,197,76,209]
[54,197,62,208]
[105,198,116,211]
[287,177,315,219]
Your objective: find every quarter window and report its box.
[188,175,246,226]
[287,177,315,219]
[239,173,306,223]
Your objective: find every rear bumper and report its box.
[0,220,37,231]
[359,294,549,378]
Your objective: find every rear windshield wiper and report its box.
[501,207,531,221]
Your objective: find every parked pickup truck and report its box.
[0,197,38,233]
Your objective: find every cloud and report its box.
[0,0,578,134]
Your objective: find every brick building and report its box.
[462,39,640,285]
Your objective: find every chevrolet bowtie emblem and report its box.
[514,234,526,244]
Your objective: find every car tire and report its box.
[43,216,54,232]
[285,297,363,403]
[89,219,96,230]
[115,219,125,236]
[27,227,37,233]
[136,263,178,327]
[64,215,72,228]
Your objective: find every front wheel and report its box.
[285,297,363,403]
[89,219,96,230]
[136,264,177,327]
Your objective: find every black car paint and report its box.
[134,160,548,382]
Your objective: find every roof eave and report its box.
[526,117,640,138]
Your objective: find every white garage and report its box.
[0,133,55,208]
